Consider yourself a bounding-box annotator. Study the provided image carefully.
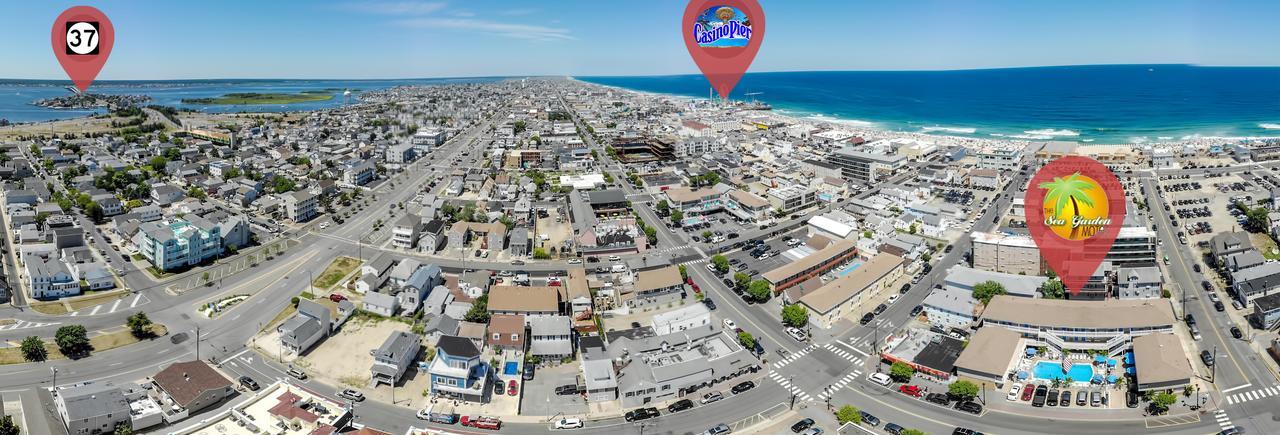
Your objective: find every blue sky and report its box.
[2,0,1277,79]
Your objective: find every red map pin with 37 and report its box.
[51,6,114,93]
[683,0,765,101]
[1025,156,1127,296]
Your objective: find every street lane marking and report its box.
[1221,383,1251,393]
[108,298,122,313]
[836,339,869,357]
[88,305,101,316]
[129,293,142,308]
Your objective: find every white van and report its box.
[611,264,627,273]
[868,373,892,386]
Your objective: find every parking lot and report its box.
[1159,172,1263,249]
[718,228,809,280]
[519,362,589,417]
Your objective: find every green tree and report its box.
[679,264,688,280]
[670,209,684,225]
[643,226,657,245]
[1245,205,1270,232]
[781,304,809,328]
[148,156,168,172]
[948,380,979,401]
[862,230,873,239]
[113,422,133,435]
[835,405,862,425]
[224,167,243,179]
[1150,391,1178,414]
[734,272,751,290]
[889,361,915,382]
[702,230,713,240]
[1040,279,1066,299]
[20,336,46,362]
[0,415,21,435]
[908,222,918,235]
[127,312,153,338]
[922,252,932,262]
[711,254,729,273]
[187,186,207,200]
[532,247,551,259]
[972,280,1007,305]
[272,176,297,193]
[656,199,670,215]
[900,430,927,435]
[737,331,754,349]
[1038,172,1099,239]
[464,295,490,323]
[747,279,771,302]
[55,324,90,356]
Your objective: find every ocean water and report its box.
[0,77,503,124]
[579,65,1280,144]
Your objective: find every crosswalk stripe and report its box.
[1268,387,1278,395]
[1226,396,1235,405]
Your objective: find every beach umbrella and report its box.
[1026,347,1037,356]
[1092,374,1104,384]
[1106,358,1117,367]
[1107,375,1118,383]
[1017,370,1029,380]
[1094,354,1106,363]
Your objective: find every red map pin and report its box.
[1025,156,1127,296]
[51,6,114,93]
[683,0,765,101]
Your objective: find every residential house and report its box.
[362,291,399,317]
[391,214,420,249]
[629,265,685,308]
[486,314,526,353]
[26,257,79,299]
[283,190,318,223]
[429,335,489,402]
[151,360,234,417]
[528,316,574,359]
[277,299,331,355]
[55,382,132,435]
[371,331,421,386]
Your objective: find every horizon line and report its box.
[4,63,1279,83]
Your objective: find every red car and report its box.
[329,293,347,302]
[1021,385,1035,401]
[507,379,518,396]
[898,385,922,397]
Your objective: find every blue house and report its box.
[429,335,489,402]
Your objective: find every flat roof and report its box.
[798,253,903,314]
[487,286,560,313]
[981,295,1175,329]
[635,265,683,292]
[764,239,857,284]
[1132,333,1194,386]
[954,327,1021,376]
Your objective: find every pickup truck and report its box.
[460,415,501,430]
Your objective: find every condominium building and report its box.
[137,217,223,271]
[980,296,1175,358]
[766,185,818,213]
[977,148,1024,171]
[827,148,907,184]
[283,190,318,222]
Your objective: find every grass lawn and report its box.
[1251,233,1280,260]
[0,324,167,365]
[313,256,362,290]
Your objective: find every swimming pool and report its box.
[504,362,519,375]
[1033,361,1094,383]
[838,262,864,277]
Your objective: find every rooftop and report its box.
[981,295,1175,329]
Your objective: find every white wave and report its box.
[1130,136,1149,144]
[921,126,977,134]
[1082,139,1095,142]
[989,133,1006,137]
[1024,128,1080,137]
[1260,123,1280,130]
[1007,134,1053,140]
[804,114,874,126]
[1157,137,1173,140]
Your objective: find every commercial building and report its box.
[977,148,1024,171]
[980,296,1176,358]
[766,185,817,213]
[798,253,904,329]
[1130,333,1194,392]
[827,148,907,184]
[137,218,223,272]
[953,327,1023,386]
[629,265,686,308]
[609,324,758,408]
[55,382,132,435]
[724,189,772,223]
[170,381,351,435]
[762,239,858,294]
[970,232,1043,276]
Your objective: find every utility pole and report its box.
[1211,345,1218,383]
[51,367,58,394]
[789,375,796,409]
[195,326,201,361]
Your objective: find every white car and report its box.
[319,222,329,229]
[886,294,899,305]
[1006,384,1021,401]
[785,327,806,342]
[553,417,584,429]
[567,258,582,264]
[868,373,892,386]
[723,319,737,330]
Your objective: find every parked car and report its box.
[1201,350,1215,366]
[286,368,307,380]
[703,298,718,310]
[555,385,580,396]
[869,373,892,386]
[860,313,875,325]
[860,411,880,427]
[1059,390,1071,407]
[667,399,694,413]
[507,380,519,396]
[701,391,724,404]
[239,376,260,391]
[1046,388,1060,406]
[1021,384,1035,401]
[1006,384,1021,401]
[553,418,584,429]
[1076,390,1088,406]
[732,380,755,394]
[873,304,889,315]
[702,423,732,435]
[910,305,923,317]
[955,401,982,415]
[884,423,906,435]
[899,385,922,397]
[1091,391,1103,407]
[339,389,365,402]
[785,327,807,342]
[1230,326,1243,339]
[791,418,815,432]
[624,408,660,422]
[925,393,951,406]
[799,429,823,435]
[723,319,737,330]
[328,293,347,302]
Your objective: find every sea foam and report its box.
[921,126,977,134]
[1024,128,1080,137]
[1261,123,1280,130]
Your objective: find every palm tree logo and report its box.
[1038,172,1106,240]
